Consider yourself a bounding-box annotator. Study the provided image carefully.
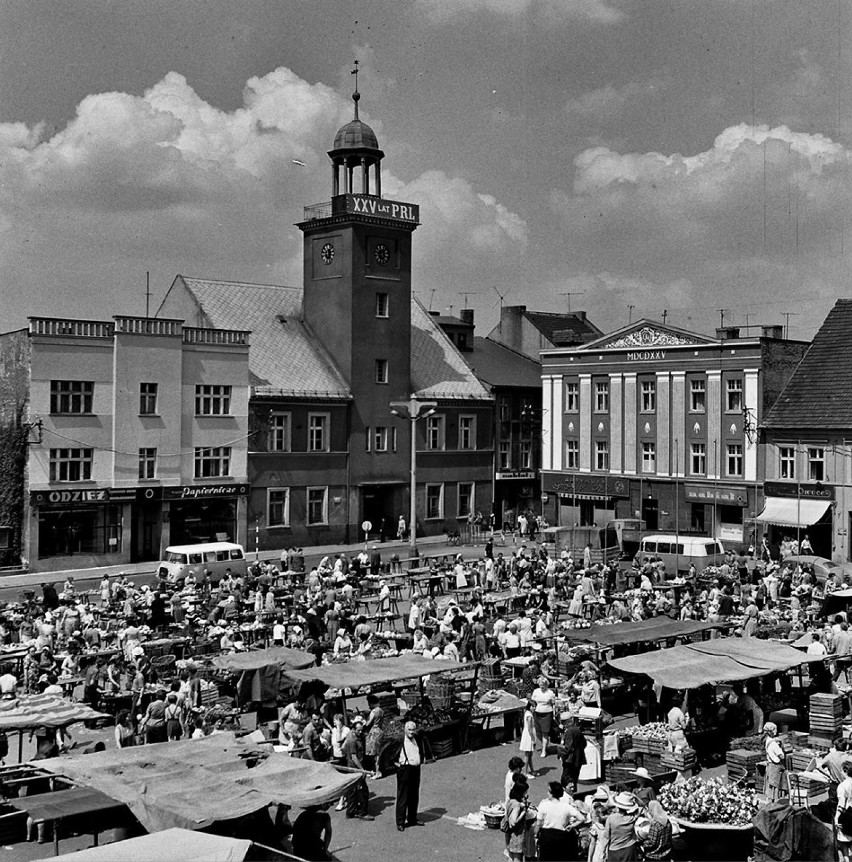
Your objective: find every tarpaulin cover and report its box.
[38,732,361,833]
[752,799,834,862]
[755,497,831,528]
[607,637,812,689]
[0,694,109,731]
[281,655,471,691]
[819,588,852,619]
[212,647,316,703]
[559,618,722,647]
[7,786,125,821]
[53,828,253,862]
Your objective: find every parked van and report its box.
[638,535,725,574]
[157,541,248,583]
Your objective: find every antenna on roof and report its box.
[662,309,668,325]
[492,286,509,310]
[428,288,436,311]
[718,308,726,328]
[782,311,798,339]
[458,291,475,308]
[145,271,151,320]
[559,291,584,313]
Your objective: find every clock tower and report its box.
[299,70,420,497]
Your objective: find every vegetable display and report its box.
[659,776,762,827]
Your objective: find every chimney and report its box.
[460,308,474,325]
[715,326,741,340]
[761,324,783,339]
[573,311,587,322]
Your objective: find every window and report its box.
[691,442,707,475]
[459,415,475,450]
[690,379,706,413]
[641,380,656,412]
[779,446,796,479]
[565,381,579,412]
[595,440,609,470]
[565,439,579,469]
[193,446,231,478]
[426,415,445,450]
[267,412,291,452]
[375,293,389,318]
[375,358,388,384]
[727,443,743,476]
[49,448,93,482]
[268,488,290,527]
[499,441,511,470]
[458,482,473,518]
[373,426,389,452]
[726,378,743,413]
[308,413,329,452]
[139,382,158,415]
[138,447,157,479]
[642,441,656,473]
[50,380,93,414]
[306,487,328,525]
[519,440,532,469]
[391,427,398,452]
[808,447,825,481]
[595,381,609,412]
[425,484,444,519]
[195,385,231,416]
[499,399,511,422]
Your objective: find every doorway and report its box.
[361,486,400,542]
[642,499,659,531]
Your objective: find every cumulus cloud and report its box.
[549,123,852,335]
[0,67,525,329]
[419,0,624,25]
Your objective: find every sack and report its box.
[499,814,511,833]
[839,805,852,836]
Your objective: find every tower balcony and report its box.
[302,193,419,225]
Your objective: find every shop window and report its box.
[50,380,93,415]
[426,484,444,519]
[195,385,231,416]
[193,446,231,478]
[49,448,93,482]
[268,488,290,528]
[307,487,328,525]
[37,505,122,557]
[139,382,158,415]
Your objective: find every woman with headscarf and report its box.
[634,800,673,861]
[763,722,787,801]
[742,603,760,637]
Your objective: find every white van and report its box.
[157,541,248,583]
[638,535,726,574]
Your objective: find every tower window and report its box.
[375,359,388,384]
[375,293,389,318]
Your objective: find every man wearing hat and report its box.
[339,716,374,820]
[602,792,640,860]
[558,716,587,794]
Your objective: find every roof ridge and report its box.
[181,276,301,292]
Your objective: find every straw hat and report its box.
[613,792,638,812]
[633,767,653,781]
[592,786,611,803]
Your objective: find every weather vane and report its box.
[350,59,360,118]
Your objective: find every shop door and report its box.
[691,504,705,533]
[642,499,659,531]
[579,500,595,527]
[361,487,396,541]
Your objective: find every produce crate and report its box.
[661,748,698,771]
[605,763,639,786]
[633,737,667,756]
[431,737,455,759]
[807,734,838,752]
[787,749,819,772]
[788,771,830,808]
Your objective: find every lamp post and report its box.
[390,399,437,558]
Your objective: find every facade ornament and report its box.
[597,422,605,432]
[730,423,737,434]
[644,422,651,434]
[604,326,702,349]
[568,421,574,432]
[693,422,701,434]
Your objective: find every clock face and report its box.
[374,243,391,266]
[320,243,335,265]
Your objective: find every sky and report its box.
[1,0,851,341]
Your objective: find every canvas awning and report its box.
[0,694,109,732]
[559,618,722,648]
[820,588,852,619]
[211,647,315,704]
[755,497,831,528]
[54,828,253,861]
[39,732,362,833]
[607,637,812,689]
[282,656,471,691]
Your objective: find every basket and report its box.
[481,808,504,829]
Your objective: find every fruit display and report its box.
[628,722,669,740]
[659,776,762,827]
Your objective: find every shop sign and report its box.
[30,489,110,506]
[719,524,744,542]
[550,475,629,498]
[684,483,748,506]
[342,193,419,223]
[163,483,250,501]
[763,481,834,500]
[495,470,536,480]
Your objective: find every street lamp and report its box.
[390,399,437,557]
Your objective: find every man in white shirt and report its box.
[535,781,584,860]
[0,666,17,699]
[807,633,828,657]
[408,600,422,634]
[395,721,424,831]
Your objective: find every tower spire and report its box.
[350,59,360,120]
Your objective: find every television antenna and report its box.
[559,291,584,313]
[458,291,475,309]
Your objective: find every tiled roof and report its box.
[524,311,603,346]
[177,278,351,399]
[466,337,542,389]
[410,299,492,401]
[763,299,852,429]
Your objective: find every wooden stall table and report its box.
[7,786,130,856]
[501,656,537,679]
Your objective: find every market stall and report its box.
[211,646,315,706]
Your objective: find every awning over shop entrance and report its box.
[754,497,831,528]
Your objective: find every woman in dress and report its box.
[568,584,585,618]
[505,781,536,862]
[763,721,787,801]
[531,676,556,759]
[519,699,538,778]
[580,671,602,709]
[114,709,136,748]
[363,694,385,779]
[836,759,852,860]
